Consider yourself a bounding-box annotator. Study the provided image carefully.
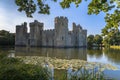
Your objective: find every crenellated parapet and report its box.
[29,20,43,30]
[82,30,87,35]
[55,16,68,32]
[43,29,54,34]
[44,29,54,32]
[16,22,27,30]
[55,16,68,24]
[73,22,83,32]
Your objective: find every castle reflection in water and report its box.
[15,47,87,61]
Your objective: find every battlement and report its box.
[16,22,27,27]
[22,22,27,26]
[29,20,43,27]
[43,29,54,34]
[73,22,83,32]
[55,16,68,23]
[82,30,87,34]
[16,25,21,28]
[77,24,82,30]
[44,29,54,31]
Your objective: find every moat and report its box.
[1,46,120,69]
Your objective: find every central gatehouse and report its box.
[15,16,87,48]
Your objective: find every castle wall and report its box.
[72,23,87,47]
[29,20,43,47]
[66,31,73,47]
[15,22,28,46]
[82,30,87,46]
[42,29,54,47]
[54,16,69,47]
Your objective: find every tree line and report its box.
[87,34,103,49]
[87,30,120,49]
[0,30,15,45]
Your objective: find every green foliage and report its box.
[15,0,36,17]
[15,0,83,17]
[60,0,82,8]
[0,54,50,80]
[87,34,103,48]
[88,0,110,15]
[94,34,103,46]
[102,30,120,47]
[87,35,94,48]
[59,67,107,80]
[0,30,15,45]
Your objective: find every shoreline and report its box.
[110,46,120,49]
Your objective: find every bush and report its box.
[0,55,50,80]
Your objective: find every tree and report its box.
[102,29,120,47]
[0,30,15,45]
[94,34,103,47]
[87,35,94,48]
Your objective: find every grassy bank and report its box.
[110,46,120,49]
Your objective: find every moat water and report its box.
[1,46,120,69]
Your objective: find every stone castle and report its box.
[15,16,87,48]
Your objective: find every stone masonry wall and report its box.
[54,16,69,47]
[15,22,28,46]
[29,20,43,47]
[42,29,54,47]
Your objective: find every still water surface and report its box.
[1,47,120,69]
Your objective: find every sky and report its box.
[0,0,106,35]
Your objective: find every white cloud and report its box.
[0,6,31,33]
[0,4,54,33]
[0,7,10,31]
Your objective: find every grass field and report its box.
[110,46,120,49]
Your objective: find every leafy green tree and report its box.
[87,35,94,48]
[113,32,120,45]
[94,34,103,47]
[102,30,120,46]
[111,30,120,45]
[0,30,15,45]
[102,36,110,47]
[0,30,9,36]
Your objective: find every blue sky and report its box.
[0,0,106,35]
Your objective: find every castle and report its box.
[15,16,87,48]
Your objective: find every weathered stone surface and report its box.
[15,22,28,46]
[29,20,43,47]
[15,16,87,47]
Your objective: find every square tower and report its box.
[15,22,28,46]
[29,20,43,46]
[54,16,69,47]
